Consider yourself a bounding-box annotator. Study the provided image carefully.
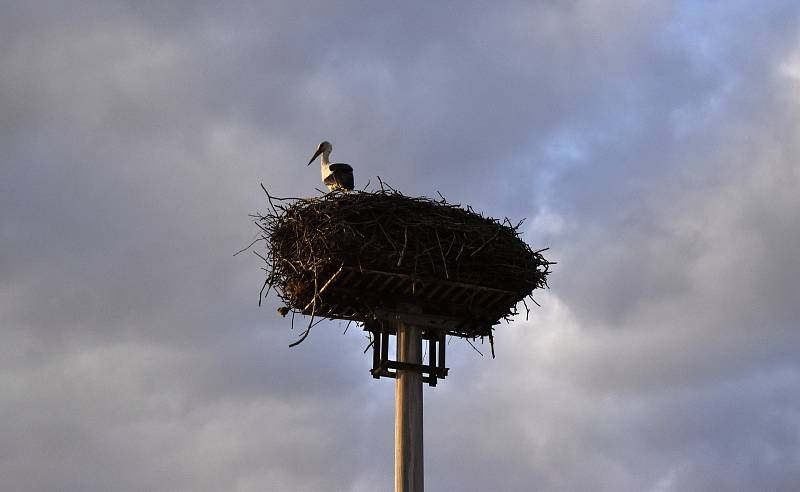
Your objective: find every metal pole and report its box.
[395,321,424,492]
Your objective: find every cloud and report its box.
[1,1,799,491]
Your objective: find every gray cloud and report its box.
[2,0,799,491]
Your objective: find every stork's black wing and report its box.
[325,165,354,191]
[328,163,353,173]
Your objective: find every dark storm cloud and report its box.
[2,0,799,491]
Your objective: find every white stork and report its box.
[307,140,354,192]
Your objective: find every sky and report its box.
[2,1,800,491]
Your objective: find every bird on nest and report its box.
[307,140,354,192]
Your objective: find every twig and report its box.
[471,229,501,256]
[260,183,278,216]
[302,264,343,311]
[234,236,263,257]
[290,269,319,347]
[397,225,408,267]
[377,222,398,251]
[258,277,271,307]
[435,229,449,279]
[363,337,375,354]
[465,338,484,356]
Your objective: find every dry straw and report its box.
[249,182,553,348]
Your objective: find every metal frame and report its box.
[364,313,450,387]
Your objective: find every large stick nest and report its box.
[252,185,552,346]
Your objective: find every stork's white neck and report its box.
[320,149,332,179]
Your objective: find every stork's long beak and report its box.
[307,148,323,166]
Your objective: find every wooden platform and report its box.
[298,266,525,338]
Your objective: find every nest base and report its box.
[297,266,520,338]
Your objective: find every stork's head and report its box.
[307,140,332,165]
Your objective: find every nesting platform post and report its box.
[395,321,424,492]
[256,188,552,492]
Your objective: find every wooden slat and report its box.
[423,282,443,299]
[339,267,518,296]
[380,275,396,290]
[445,286,468,304]
[364,272,382,290]
[372,323,381,379]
